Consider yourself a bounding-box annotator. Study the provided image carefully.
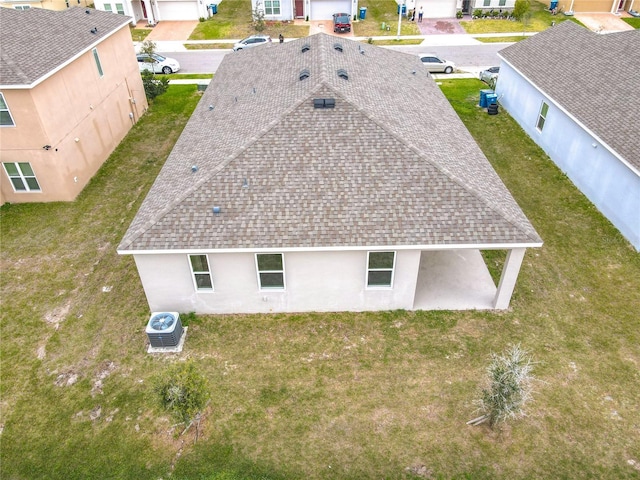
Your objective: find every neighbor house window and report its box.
[483,0,491,6]
[367,251,395,288]
[115,3,125,14]
[14,4,31,9]
[0,93,15,127]
[256,253,285,289]
[499,0,506,5]
[189,254,213,291]
[536,101,549,131]
[92,47,104,77]
[3,162,41,192]
[264,0,280,15]
[103,3,113,11]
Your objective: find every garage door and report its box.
[423,0,456,18]
[157,0,199,20]
[310,0,351,20]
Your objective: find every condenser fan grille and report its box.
[150,313,175,330]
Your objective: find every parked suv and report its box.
[333,13,351,33]
[233,35,272,51]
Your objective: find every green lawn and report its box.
[1,80,639,479]
[622,16,640,28]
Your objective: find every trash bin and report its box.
[485,93,498,106]
[479,89,494,108]
[549,0,558,9]
[397,4,406,14]
[359,6,367,19]
[210,3,217,14]
[381,21,386,30]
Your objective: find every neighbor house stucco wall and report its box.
[0,26,148,203]
[497,64,640,250]
[133,249,422,314]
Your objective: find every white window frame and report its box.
[536,101,549,132]
[115,2,125,14]
[188,254,214,291]
[0,93,15,127]
[92,47,104,78]
[13,5,31,9]
[3,162,41,192]
[255,253,285,290]
[264,0,281,15]
[366,251,396,289]
[103,3,113,12]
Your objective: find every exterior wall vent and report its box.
[301,43,311,53]
[334,43,343,52]
[337,69,348,80]
[299,68,310,81]
[313,98,335,109]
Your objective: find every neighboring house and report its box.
[93,0,209,24]
[556,0,635,13]
[497,22,640,251]
[463,0,515,14]
[250,0,359,21]
[0,0,91,12]
[118,34,542,315]
[0,7,148,204]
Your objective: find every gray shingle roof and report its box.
[499,21,640,171]
[119,34,542,252]
[0,7,131,87]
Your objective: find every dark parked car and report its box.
[333,13,351,33]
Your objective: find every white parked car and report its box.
[233,35,272,51]
[419,53,455,74]
[137,53,181,74]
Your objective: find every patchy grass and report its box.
[130,27,152,41]
[461,0,584,33]
[475,35,529,42]
[360,38,424,45]
[353,0,421,36]
[185,42,236,49]
[1,79,639,480]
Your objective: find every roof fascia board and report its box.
[0,19,131,90]
[498,54,640,177]
[118,242,543,255]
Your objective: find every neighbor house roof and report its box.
[119,34,542,253]
[498,21,640,171]
[0,7,131,88]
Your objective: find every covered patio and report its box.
[412,248,526,310]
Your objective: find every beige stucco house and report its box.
[118,34,542,315]
[0,0,91,11]
[0,7,147,204]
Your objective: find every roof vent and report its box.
[85,9,90,13]
[212,206,221,215]
[301,43,311,53]
[90,27,98,34]
[191,165,198,172]
[313,98,335,109]
[299,68,310,81]
[337,69,348,80]
[334,43,343,52]
[208,104,214,110]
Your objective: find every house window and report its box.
[536,101,549,131]
[499,0,506,5]
[367,251,395,288]
[14,4,31,9]
[256,253,285,289]
[3,162,41,192]
[92,47,104,77]
[189,254,213,291]
[104,3,113,12]
[483,0,491,6]
[115,3,125,14]
[264,0,281,15]
[0,93,15,127]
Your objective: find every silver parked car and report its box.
[137,53,181,74]
[419,53,455,74]
[479,66,500,88]
[233,35,272,51]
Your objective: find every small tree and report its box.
[512,0,530,21]
[153,360,210,436]
[139,39,158,63]
[469,344,536,429]
[252,2,266,32]
[141,70,169,101]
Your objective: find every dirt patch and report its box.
[405,464,434,478]
[91,361,118,397]
[44,300,71,330]
[54,371,79,387]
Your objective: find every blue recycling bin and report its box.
[485,93,498,106]
[550,0,558,9]
[397,4,406,14]
[210,3,217,14]
[359,6,367,19]
[479,89,494,108]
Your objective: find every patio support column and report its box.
[144,0,156,25]
[493,248,526,310]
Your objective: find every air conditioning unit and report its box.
[146,312,183,347]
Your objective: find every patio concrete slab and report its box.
[413,250,497,310]
[573,12,634,33]
[145,21,199,41]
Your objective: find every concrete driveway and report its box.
[572,12,635,33]
[144,21,199,41]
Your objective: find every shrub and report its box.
[473,9,483,17]
[456,10,463,18]
[141,70,169,101]
[513,0,531,21]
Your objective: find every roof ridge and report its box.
[119,81,333,250]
